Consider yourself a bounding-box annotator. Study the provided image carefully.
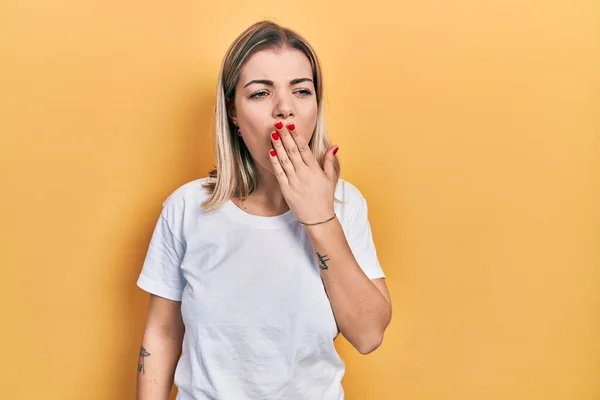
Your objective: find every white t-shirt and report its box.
[137,177,385,400]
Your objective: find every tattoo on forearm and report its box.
[138,346,151,374]
[316,252,330,270]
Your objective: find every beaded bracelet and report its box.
[297,214,336,226]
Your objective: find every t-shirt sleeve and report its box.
[136,196,186,301]
[344,185,386,280]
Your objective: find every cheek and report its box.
[236,106,273,152]
[237,102,270,132]
[298,103,318,137]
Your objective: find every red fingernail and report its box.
[287,123,295,131]
[333,147,339,155]
[275,121,284,129]
[270,149,277,157]
[271,131,279,140]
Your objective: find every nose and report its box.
[272,92,294,121]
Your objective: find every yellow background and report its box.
[1,0,598,399]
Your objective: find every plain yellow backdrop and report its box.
[1,0,598,399]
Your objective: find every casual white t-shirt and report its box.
[137,177,385,400]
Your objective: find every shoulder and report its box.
[163,177,211,204]
[335,178,365,202]
[334,178,370,225]
[159,177,212,217]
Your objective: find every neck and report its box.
[242,162,289,215]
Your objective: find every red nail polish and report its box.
[270,149,277,157]
[333,147,339,155]
[275,121,284,130]
[287,123,295,131]
[271,131,279,140]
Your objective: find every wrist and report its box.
[297,213,336,226]
[301,215,341,237]
[302,218,345,251]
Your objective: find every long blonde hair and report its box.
[201,20,340,211]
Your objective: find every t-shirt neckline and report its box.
[221,199,297,229]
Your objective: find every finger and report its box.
[274,121,306,170]
[323,145,339,181]
[270,130,296,177]
[285,122,317,168]
[269,148,289,186]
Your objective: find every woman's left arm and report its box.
[268,121,391,354]
[303,220,392,355]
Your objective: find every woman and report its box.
[136,20,392,400]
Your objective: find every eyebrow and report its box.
[243,78,313,88]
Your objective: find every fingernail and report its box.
[287,123,295,131]
[333,147,339,155]
[270,149,277,157]
[275,121,284,130]
[271,131,279,140]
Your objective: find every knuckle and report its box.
[276,170,286,179]
[297,144,310,153]
[281,157,292,166]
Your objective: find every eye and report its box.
[295,89,313,97]
[249,90,269,100]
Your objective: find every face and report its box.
[231,48,318,173]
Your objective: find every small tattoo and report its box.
[138,346,151,374]
[316,252,330,270]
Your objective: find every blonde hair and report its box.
[201,20,340,211]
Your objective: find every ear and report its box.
[227,102,238,127]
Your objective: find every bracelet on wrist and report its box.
[297,214,336,226]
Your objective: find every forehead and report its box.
[239,48,313,83]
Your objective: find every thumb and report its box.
[323,145,339,180]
